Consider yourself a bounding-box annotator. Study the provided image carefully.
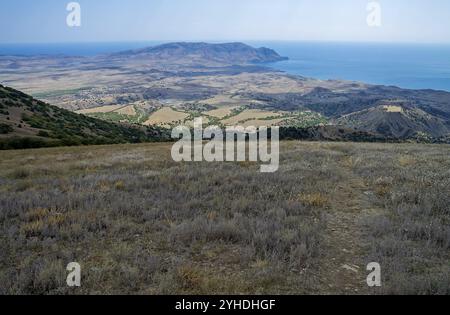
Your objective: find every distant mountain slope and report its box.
[0,85,169,149]
[113,42,288,64]
[244,83,450,139]
[336,104,450,139]
[279,125,393,143]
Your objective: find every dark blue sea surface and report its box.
[251,41,450,92]
[1,41,450,91]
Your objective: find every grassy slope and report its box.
[336,106,449,139]
[0,85,169,149]
[0,141,448,294]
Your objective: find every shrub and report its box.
[0,123,13,134]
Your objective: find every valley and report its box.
[1,42,449,295]
[1,42,450,142]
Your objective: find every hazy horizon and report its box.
[1,0,450,44]
[3,39,450,46]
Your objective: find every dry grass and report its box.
[241,119,286,128]
[382,105,403,113]
[297,193,329,208]
[143,108,189,126]
[115,105,137,116]
[221,109,284,126]
[398,155,416,167]
[205,106,239,119]
[0,141,449,295]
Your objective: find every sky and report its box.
[1,0,450,44]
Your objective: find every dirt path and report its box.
[313,168,383,294]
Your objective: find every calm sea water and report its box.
[1,41,450,92]
[253,41,450,92]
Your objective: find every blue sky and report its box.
[1,0,450,43]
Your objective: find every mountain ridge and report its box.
[336,104,450,139]
[112,42,288,64]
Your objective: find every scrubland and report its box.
[0,141,448,295]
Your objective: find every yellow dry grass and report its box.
[143,107,189,126]
[116,105,137,116]
[241,119,286,128]
[21,208,69,237]
[398,155,416,167]
[383,105,403,113]
[298,192,329,208]
[205,107,239,119]
[221,109,284,126]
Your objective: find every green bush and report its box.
[0,137,57,150]
[0,123,13,134]
[37,130,50,138]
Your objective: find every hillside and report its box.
[279,125,393,142]
[1,142,449,294]
[0,84,401,151]
[336,104,450,139]
[113,42,288,64]
[0,85,169,150]
[246,84,450,140]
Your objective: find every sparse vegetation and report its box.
[0,141,448,295]
[351,145,450,294]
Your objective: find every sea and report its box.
[1,40,450,92]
